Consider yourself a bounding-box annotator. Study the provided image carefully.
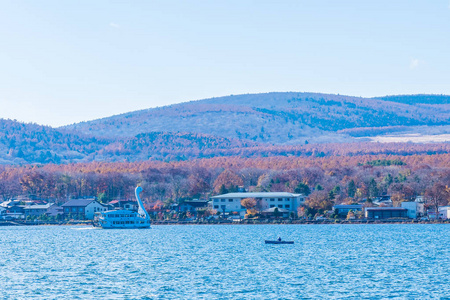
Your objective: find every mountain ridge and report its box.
[63,92,449,143]
[1,92,449,165]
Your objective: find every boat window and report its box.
[278,198,282,201]
[228,199,233,202]
[285,205,290,208]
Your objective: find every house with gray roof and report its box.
[23,203,55,217]
[332,204,363,217]
[365,207,408,219]
[61,198,108,220]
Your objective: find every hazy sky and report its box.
[1,0,449,127]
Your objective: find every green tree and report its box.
[294,182,311,195]
[368,178,378,198]
[383,174,393,186]
[97,192,107,203]
[348,180,356,198]
[218,184,228,195]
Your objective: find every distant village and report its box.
[1,186,449,224]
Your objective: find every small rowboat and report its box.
[265,240,294,244]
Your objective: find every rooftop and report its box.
[366,207,407,211]
[109,199,136,205]
[61,199,96,207]
[23,203,54,210]
[262,207,290,213]
[333,205,363,209]
[211,192,303,199]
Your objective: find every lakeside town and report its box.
[1,186,449,226]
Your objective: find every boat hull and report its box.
[100,224,150,229]
[265,240,294,244]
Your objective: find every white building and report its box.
[401,201,425,219]
[439,206,450,219]
[61,199,109,220]
[210,192,306,217]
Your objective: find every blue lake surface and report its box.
[1,224,450,299]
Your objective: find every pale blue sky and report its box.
[1,0,449,127]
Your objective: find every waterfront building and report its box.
[332,204,363,217]
[365,207,408,219]
[210,192,306,217]
[177,199,209,214]
[61,199,108,220]
[401,202,425,219]
[261,207,290,218]
[23,203,55,217]
[438,206,450,219]
[0,200,25,219]
[47,205,64,218]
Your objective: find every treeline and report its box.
[1,153,449,213]
[3,115,450,165]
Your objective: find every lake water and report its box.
[1,224,450,299]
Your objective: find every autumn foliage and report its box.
[0,145,449,212]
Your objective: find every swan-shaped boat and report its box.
[94,186,151,229]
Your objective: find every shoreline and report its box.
[1,219,450,227]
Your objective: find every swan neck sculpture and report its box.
[135,186,149,219]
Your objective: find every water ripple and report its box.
[1,224,450,299]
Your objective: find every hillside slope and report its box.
[0,119,111,164]
[64,92,450,144]
[0,119,272,164]
[375,94,450,105]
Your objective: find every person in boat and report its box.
[278,237,282,242]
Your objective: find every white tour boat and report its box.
[94,186,151,229]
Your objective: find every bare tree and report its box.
[425,182,450,218]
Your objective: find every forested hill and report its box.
[1,92,450,164]
[375,94,450,105]
[64,92,450,144]
[0,119,111,164]
[0,119,270,164]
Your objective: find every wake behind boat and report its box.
[94,186,151,229]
